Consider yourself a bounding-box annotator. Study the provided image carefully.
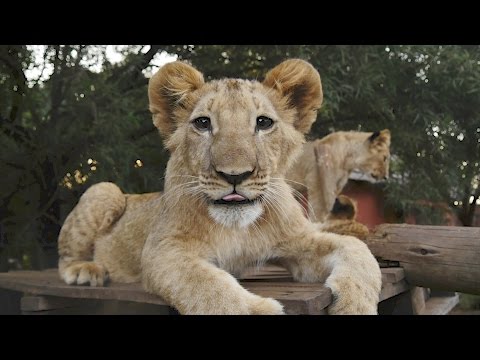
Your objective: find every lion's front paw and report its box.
[248,296,285,315]
[328,293,378,315]
[61,262,109,287]
[327,279,380,315]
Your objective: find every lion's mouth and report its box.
[213,192,257,206]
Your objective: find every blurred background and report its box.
[0,45,479,299]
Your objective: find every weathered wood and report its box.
[241,282,332,315]
[0,269,170,306]
[21,295,84,312]
[410,287,429,315]
[366,224,480,294]
[241,265,405,285]
[240,265,293,281]
[242,265,406,308]
[0,266,408,315]
[21,297,172,315]
[379,287,457,315]
[380,268,405,283]
[0,269,333,315]
[379,279,409,301]
[421,294,459,315]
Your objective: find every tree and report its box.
[0,45,168,269]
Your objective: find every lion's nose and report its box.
[217,170,253,186]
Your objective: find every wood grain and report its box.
[366,224,480,294]
[0,269,333,314]
[421,294,459,315]
[410,287,429,315]
[0,266,406,315]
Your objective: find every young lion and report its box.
[316,195,370,240]
[58,59,381,315]
[286,130,391,221]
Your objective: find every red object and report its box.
[298,179,475,227]
[341,181,385,230]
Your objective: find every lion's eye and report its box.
[193,117,211,131]
[256,116,274,131]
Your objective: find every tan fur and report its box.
[316,195,370,241]
[286,130,391,221]
[58,59,381,315]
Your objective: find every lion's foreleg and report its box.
[276,231,381,314]
[141,239,284,315]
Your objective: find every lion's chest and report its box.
[208,228,273,276]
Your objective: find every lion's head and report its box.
[355,129,391,181]
[148,59,323,228]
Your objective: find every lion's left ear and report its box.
[368,129,391,146]
[263,59,323,134]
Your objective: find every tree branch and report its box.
[0,46,28,123]
[107,45,163,92]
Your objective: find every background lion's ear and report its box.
[263,59,323,134]
[368,129,391,146]
[148,61,204,138]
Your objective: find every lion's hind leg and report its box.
[58,182,126,287]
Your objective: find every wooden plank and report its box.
[365,224,480,294]
[421,294,459,315]
[240,265,292,281]
[0,267,408,315]
[379,279,409,301]
[241,265,404,285]
[243,282,331,315]
[21,295,84,312]
[0,269,332,315]
[0,269,170,306]
[410,287,429,315]
[21,297,172,315]
[381,268,405,283]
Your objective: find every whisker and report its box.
[288,187,317,222]
[271,176,308,189]
[264,188,292,226]
[160,181,201,215]
[261,191,284,222]
[268,180,317,222]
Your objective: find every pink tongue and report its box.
[222,193,246,202]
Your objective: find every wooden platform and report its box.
[0,266,410,315]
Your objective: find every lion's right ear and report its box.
[148,61,204,138]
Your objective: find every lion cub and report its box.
[286,130,391,222]
[58,59,381,314]
[316,195,370,240]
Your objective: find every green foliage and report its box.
[1,45,479,270]
[1,45,167,268]
[459,293,480,310]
